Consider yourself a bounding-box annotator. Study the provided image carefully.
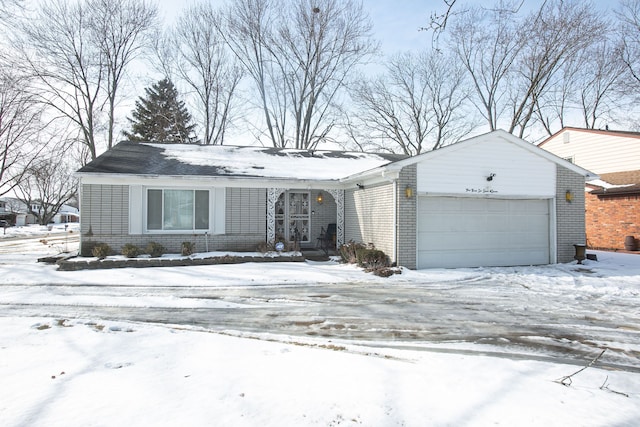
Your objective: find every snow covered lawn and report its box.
[1,316,638,427]
[0,224,639,426]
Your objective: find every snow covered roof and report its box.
[587,170,640,195]
[77,142,406,181]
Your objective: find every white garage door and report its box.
[417,197,550,269]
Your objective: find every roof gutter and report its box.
[75,172,346,190]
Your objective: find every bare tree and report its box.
[0,0,23,23]
[220,0,377,149]
[575,40,627,129]
[350,72,425,155]
[14,149,78,225]
[424,51,475,150]
[535,40,625,137]
[16,0,104,161]
[446,0,607,138]
[169,2,243,145]
[533,54,580,136]
[348,50,472,156]
[617,0,640,93]
[447,0,525,132]
[0,71,49,197]
[507,0,606,137]
[15,0,157,161]
[89,0,158,150]
[422,0,459,48]
[216,0,277,145]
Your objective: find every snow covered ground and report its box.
[0,224,639,426]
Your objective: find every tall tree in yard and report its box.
[155,2,243,145]
[124,78,197,143]
[0,71,50,197]
[219,0,377,149]
[444,0,606,138]
[15,0,157,161]
[89,0,158,150]
[348,49,472,156]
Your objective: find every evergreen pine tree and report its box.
[124,78,198,143]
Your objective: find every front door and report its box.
[275,191,311,244]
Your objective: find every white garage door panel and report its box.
[417,197,550,268]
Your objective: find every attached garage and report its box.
[417,196,551,268]
[343,130,597,269]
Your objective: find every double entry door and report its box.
[275,191,310,244]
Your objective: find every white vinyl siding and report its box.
[417,138,555,197]
[541,130,640,174]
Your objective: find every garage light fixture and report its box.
[405,185,413,198]
[565,190,573,203]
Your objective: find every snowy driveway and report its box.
[2,249,639,372]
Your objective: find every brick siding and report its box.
[396,165,417,269]
[556,166,586,262]
[586,192,640,250]
[80,185,267,256]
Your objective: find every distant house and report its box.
[0,199,14,224]
[76,130,595,269]
[538,127,640,250]
[0,197,79,226]
[54,204,80,224]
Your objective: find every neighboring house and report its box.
[0,199,15,224]
[0,198,27,225]
[0,197,79,226]
[538,127,640,251]
[54,204,80,224]
[76,130,595,269]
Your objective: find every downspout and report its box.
[393,179,398,266]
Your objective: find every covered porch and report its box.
[266,188,344,254]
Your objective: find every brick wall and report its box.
[80,185,267,256]
[396,165,417,269]
[556,167,586,262]
[586,192,640,250]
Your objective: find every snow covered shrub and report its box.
[145,241,166,257]
[356,248,389,270]
[91,243,111,259]
[181,241,195,256]
[339,241,366,264]
[339,242,399,276]
[121,244,142,258]
[372,266,399,277]
[257,241,268,253]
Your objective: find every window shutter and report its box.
[213,188,226,234]
[129,185,143,234]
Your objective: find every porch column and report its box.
[266,188,286,244]
[326,189,344,247]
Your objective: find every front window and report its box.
[147,189,209,231]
